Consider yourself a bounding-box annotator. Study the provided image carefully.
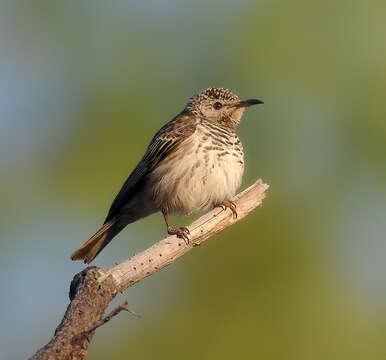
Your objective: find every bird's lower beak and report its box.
[236,99,264,108]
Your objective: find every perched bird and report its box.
[71,87,263,263]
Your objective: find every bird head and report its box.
[186,87,263,129]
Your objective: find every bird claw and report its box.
[168,226,190,244]
[216,200,238,219]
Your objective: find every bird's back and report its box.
[104,111,198,222]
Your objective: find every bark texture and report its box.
[29,179,269,360]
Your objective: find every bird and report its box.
[71,87,263,263]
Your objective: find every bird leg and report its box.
[161,207,190,244]
[215,200,238,219]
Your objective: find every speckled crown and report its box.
[187,87,239,110]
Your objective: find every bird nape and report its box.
[71,87,263,263]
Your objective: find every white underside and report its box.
[150,126,244,214]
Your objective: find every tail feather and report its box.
[71,219,125,264]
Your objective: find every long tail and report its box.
[71,218,125,264]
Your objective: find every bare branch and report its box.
[29,179,269,360]
[108,179,269,292]
[73,300,139,343]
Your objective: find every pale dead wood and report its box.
[29,179,269,360]
[108,179,269,292]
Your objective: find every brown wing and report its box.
[104,111,197,223]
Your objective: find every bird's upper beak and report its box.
[235,98,264,108]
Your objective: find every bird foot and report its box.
[216,200,238,219]
[168,226,190,244]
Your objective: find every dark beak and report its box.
[236,98,264,108]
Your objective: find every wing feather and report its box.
[104,111,196,222]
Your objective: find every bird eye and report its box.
[213,102,222,110]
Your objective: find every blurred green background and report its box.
[1,1,386,359]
